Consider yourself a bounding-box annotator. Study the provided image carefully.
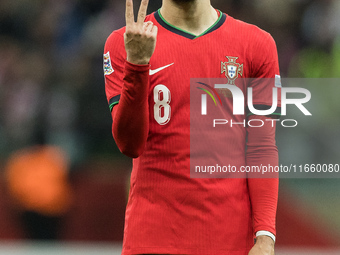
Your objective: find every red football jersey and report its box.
[104,10,280,255]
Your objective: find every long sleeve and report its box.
[246,28,280,238]
[246,115,279,237]
[111,61,150,158]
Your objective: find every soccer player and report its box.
[104,0,280,254]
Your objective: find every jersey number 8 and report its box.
[153,85,171,125]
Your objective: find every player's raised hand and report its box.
[124,0,158,65]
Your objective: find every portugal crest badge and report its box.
[221,56,243,84]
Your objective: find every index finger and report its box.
[137,0,149,25]
[125,0,134,27]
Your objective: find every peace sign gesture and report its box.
[125,0,158,65]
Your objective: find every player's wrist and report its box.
[127,56,150,65]
[256,230,276,243]
[255,235,275,248]
[125,60,150,74]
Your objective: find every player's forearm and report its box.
[112,61,150,158]
[247,178,278,235]
[246,115,279,236]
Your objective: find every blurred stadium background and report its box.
[0,0,339,254]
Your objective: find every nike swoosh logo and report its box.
[149,63,174,75]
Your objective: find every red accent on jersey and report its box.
[104,10,280,255]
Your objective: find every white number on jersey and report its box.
[153,85,171,125]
